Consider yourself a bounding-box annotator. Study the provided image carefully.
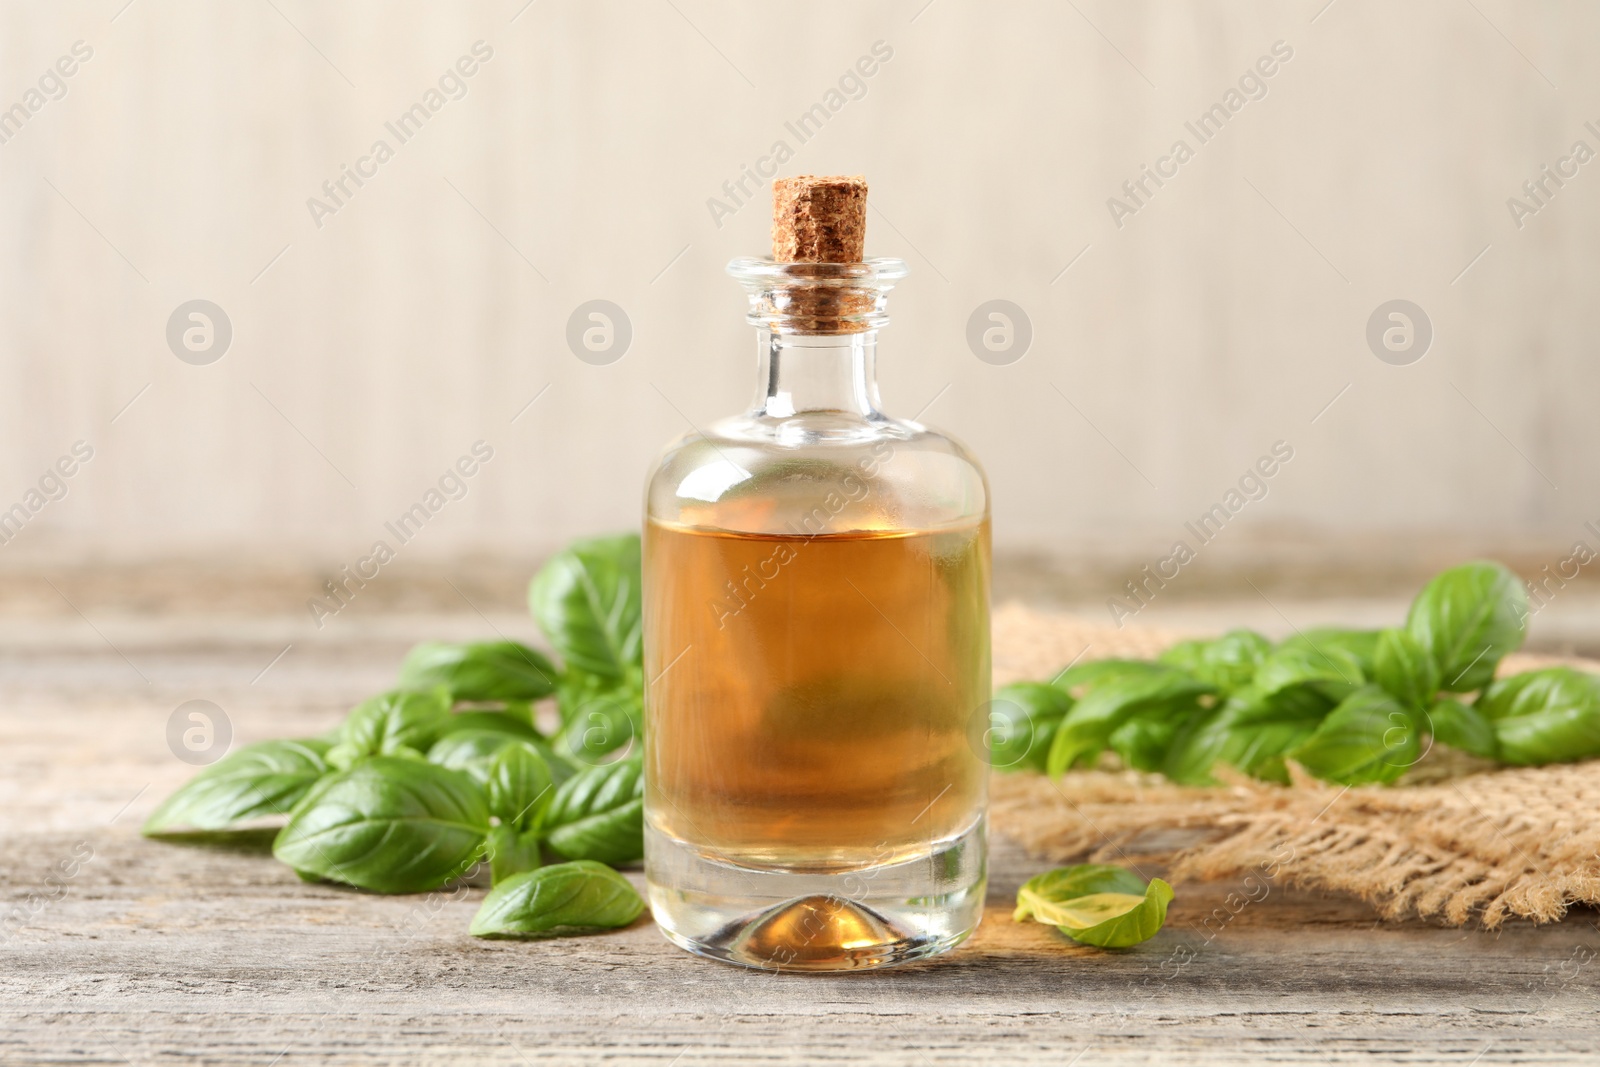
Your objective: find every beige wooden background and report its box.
[1,0,1595,596]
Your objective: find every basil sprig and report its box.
[1005,560,1600,786]
[145,533,651,940]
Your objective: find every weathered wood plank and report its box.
[3,625,1599,1064]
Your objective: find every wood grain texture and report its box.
[3,620,1600,1065]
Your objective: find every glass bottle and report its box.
[641,256,991,971]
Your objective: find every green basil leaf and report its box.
[1288,686,1419,785]
[1254,641,1366,701]
[1108,699,1207,773]
[1046,668,1211,776]
[398,640,558,703]
[1373,627,1441,709]
[488,741,556,830]
[142,739,332,835]
[443,709,542,740]
[1052,658,1170,696]
[1015,864,1173,949]
[1158,629,1271,695]
[1405,560,1528,692]
[272,756,490,894]
[469,860,645,939]
[326,742,425,772]
[428,729,577,790]
[485,823,544,885]
[988,682,1074,771]
[1275,627,1383,670]
[553,676,641,765]
[1162,684,1333,785]
[542,759,644,866]
[339,687,454,761]
[528,534,643,682]
[1425,698,1498,759]
[1478,667,1600,765]
[427,729,520,784]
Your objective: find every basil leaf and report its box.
[1373,627,1441,709]
[1158,629,1271,695]
[553,675,641,765]
[1425,698,1498,759]
[1046,668,1211,776]
[1275,627,1382,670]
[1254,641,1366,701]
[1405,561,1528,692]
[443,709,542,740]
[528,534,643,681]
[427,729,520,785]
[273,756,490,894]
[1053,658,1170,696]
[1478,667,1600,765]
[487,741,555,830]
[542,759,645,866]
[338,687,454,761]
[429,729,576,789]
[1162,684,1332,785]
[1015,864,1174,949]
[1015,864,1146,922]
[142,739,332,835]
[398,640,558,703]
[469,860,645,939]
[485,824,543,885]
[1288,686,1419,785]
[1108,699,1207,773]
[988,682,1074,771]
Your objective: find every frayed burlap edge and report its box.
[989,603,1600,928]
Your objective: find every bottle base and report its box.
[645,819,986,973]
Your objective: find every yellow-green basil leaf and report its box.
[398,640,558,703]
[470,860,644,939]
[1044,890,1154,930]
[1059,879,1175,948]
[1404,561,1528,692]
[1015,864,1174,948]
[1015,864,1146,923]
[142,739,331,835]
[273,757,489,894]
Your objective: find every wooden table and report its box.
[4,612,1599,1065]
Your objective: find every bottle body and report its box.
[642,270,991,970]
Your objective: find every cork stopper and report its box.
[772,175,867,263]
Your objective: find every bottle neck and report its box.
[752,330,882,419]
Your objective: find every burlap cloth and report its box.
[990,604,1600,927]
